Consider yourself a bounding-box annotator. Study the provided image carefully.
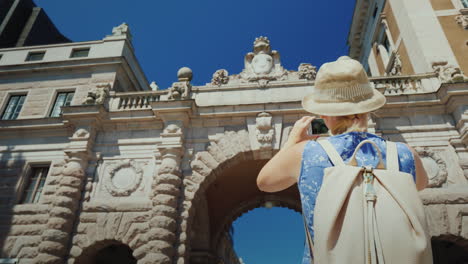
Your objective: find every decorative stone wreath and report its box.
[104,159,144,196]
[416,147,447,188]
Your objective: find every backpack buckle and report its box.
[363,166,377,201]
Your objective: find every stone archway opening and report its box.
[74,240,137,264]
[431,236,468,264]
[189,158,302,264]
[231,206,305,264]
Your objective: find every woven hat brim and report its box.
[302,88,386,116]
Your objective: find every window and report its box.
[70,48,90,58]
[382,34,391,52]
[462,0,468,8]
[372,5,379,18]
[25,51,45,61]
[1,94,26,120]
[50,91,74,117]
[20,166,49,204]
[0,54,3,61]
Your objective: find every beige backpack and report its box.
[305,139,433,264]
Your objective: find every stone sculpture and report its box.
[82,83,110,105]
[433,61,468,83]
[255,112,274,149]
[239,36,287,87]
[211,69,229,86]
[298,63,317,80]
[168,67,192,100]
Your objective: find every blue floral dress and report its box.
[299,132,416,264]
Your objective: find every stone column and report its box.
[138,123,184,264]
[34,127,94,264]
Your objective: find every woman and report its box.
[256,56,429,263]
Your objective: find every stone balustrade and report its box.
[370,73,439,95]
[110,91,164,110]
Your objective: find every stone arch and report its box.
[73,239,137,264]
[178,129,297,263]
[177,130,261,262]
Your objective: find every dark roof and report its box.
[0,0,70,48]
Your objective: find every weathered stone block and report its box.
[149,216,177,231]
[145,228,176,242]
[424,204,449,237]
[60,176,82,188]
[157,174,182,186]
[12,214,48,225]
[10,225,44,236]
[34,253,62,264]
[69,246,83,258]
[49,206,73,218]
[17,247,38,258]
[153,194,177,208]
[122,223,149,245]
[47,217,72,230]
[53,196,75,208]
[42,230,69,244]
[56,186,80,198]
[155,183,179,195]
[38,241,66,255]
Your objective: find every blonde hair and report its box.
[329,113,369,135]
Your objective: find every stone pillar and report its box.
[138,123,184,264]
[34,127,94,264]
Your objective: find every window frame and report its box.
[17,163,51,204]
[25,51,46,62]
[69,47,90,58]
[461,0,468,8]
[49,90,75,117]
[1,93,27,120]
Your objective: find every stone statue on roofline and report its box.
[239,36,287,87]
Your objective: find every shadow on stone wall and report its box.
[432,236,468,264]
[0,145,25,258]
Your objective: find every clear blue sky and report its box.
[36,0,356,89]
[36,1,355,263]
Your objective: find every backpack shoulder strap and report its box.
[318,140,345,166]
[386,141,399,171]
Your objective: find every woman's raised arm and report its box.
[257,116,318,192]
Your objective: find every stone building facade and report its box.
[0,1,467,264]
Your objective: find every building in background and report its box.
[0,0,467,263]
[0,0,70,48]
[348,0,467,77]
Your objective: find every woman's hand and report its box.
[284,116,319,149]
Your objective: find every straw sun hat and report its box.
[302,56,386,116]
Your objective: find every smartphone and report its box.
[311,118,328,134]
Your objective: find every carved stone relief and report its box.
[103,159,145,196]
[416,148,448,188]
[432,61,468,84]
[388,53,402,76]
[455,14,468,29]
[239,36,287,87]
[82,83,110,105]
[298,63,317,80]
[255,112,274,149]
[211,69,229,86]
[72,128,90,138]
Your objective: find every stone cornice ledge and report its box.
[420,187,468,205]
[82,200,152,212]
[0,117,65,131]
